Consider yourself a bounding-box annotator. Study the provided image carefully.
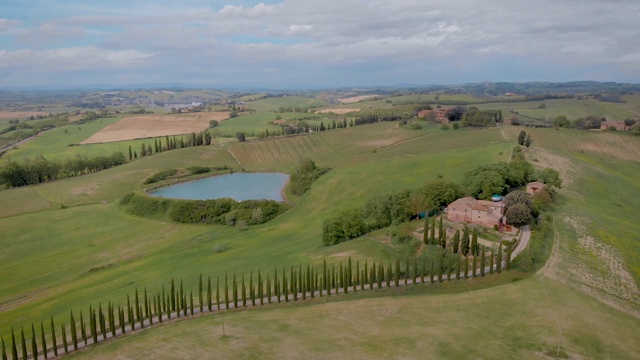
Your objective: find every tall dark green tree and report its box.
[10,328,17,360]
[471,228,479,256]
[31,324,37,360]
[61,324,67,354]
[394,259,400,287]
[128,145,132,161]
[452,229,460,254]
[199,274,204,313]
[216,276,220,311]
[224,273,229,309]
[207,275,212,311]
[497,245,503,273]
[430,261,434,283]
[249,271,255,306]
[2,335,7,360]
[257,270,263,305]
[70,310,78,350]
[464,256,469,279]
[39,322,46,360]
[266,275,272,303]
[462,225,470,256]
[50,318,57,357]
[489,251,494,274]
[429,217,436,243]
[241,274,247,307]
[386,263,392,287]
[472,255,477,277]
[506,243,512,270]
[20,328,27,360]
[423,214,429,244]
[80,310,88,346]
[480,248,486,276]
[377,262,384,289]
[456,256,461,279]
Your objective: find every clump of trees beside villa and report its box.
[322,145,560,246]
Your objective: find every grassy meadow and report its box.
[0,95,639,358]
[64,275,640,360]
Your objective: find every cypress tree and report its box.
[471,228,479,256]
[506,244,512,270]
[157,296,163,323]
[268,266,282,304]
[394,259,400,287]
[2,336,7,360]
[266,275,272,304]
[149,298,154,325]
[421,258,426,283]
[322,260,327,293]
[182,294,187,317]
[338,263,343,292]
[50,318,57,357]
[456,256,461,279]
[430,261,434,283]
[452,229,460,254]
[161,285,166,317]
[199,274,204,313]
[241,274,247,307]
[412,259,418,285]
[119,307,125,333]
[377,262,384,288]
[109,302,116,337]
[179,280,184,314]
[283,270,289,302]
[480,248,486,276]
[11,328,18,360]
[472,255,477,277]
[31,324,37,360]
[224,273,229,309]
[207,275,212,312]
[70,310,78,350]
[20,328,26,360]
[257,270,263,305]
[343,267,348,294]
[128,145,132,161]
[386,263,392,288]
[447,259,452,281]
[165,293,171,320]
[134,288,140,323]
[429,217,436,244]
[313,270,318,297]
[39,322,46,360]
[292,268,298,300]
[363,260,368,288]
[404,259,409,284]
[250,271,255,306]
[347,257,353,289]
[308,264,313,295]
[216,276,220,311]
[300,264,306,300]
[170,279,175,311]
[497,245,503,273]
[462,225,470,256]
[369,261,375,289]
[437,258,443,283]
[79,311,87,345]
[464,256,469,278]
[489,251,494,274]
[61,324,67,354]
[99,303,107,339]
[439,216,445,248]
[91,309,98,343]
[190,291,194,315]
[423,214,429,244]
[331,264,336,292]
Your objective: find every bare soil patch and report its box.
[316,108,361,114]
[338,95,381,104]
[80,113,228,144]
[0,110,49,120]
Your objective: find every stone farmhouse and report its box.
[417,108,449,123]
[600,121,630,131]
[447,197,506,230]
[526,181,546,195]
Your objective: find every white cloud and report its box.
[0,47,155,70]
[0,18,21,33]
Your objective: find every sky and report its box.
[0,0,639,89]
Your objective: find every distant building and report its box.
[600,121,630,131]
[526,181,546,196]
[447,197,506,229]
[417,108,449,123]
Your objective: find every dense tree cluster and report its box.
[120,193,288,226]
[289,158,330,196]
[460,107,502,127]
[0,152,126,188]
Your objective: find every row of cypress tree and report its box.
[0,253,514,359]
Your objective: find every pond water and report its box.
[148,172,289,201]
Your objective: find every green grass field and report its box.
[1,95,639,358]
[65,275,640,360]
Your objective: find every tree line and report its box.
[0,152,126,188]
[0,254,515,359]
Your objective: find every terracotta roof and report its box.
[449,197,476,208]
[527,181,546,188]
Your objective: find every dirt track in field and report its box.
[80,112,229,144]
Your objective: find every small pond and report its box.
[148,172,289,202]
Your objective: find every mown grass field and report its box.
[66,276,640,360]
[1,96,639,358]
[246,96,329,112]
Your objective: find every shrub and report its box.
[452,123,459,129]
[289,158,330,196]
[187,166,211,175]
[143,169,177,184]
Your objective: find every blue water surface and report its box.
[148,172,289,202]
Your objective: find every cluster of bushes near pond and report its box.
[120,193,289,226]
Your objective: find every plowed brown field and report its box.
[80,112,228,144]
